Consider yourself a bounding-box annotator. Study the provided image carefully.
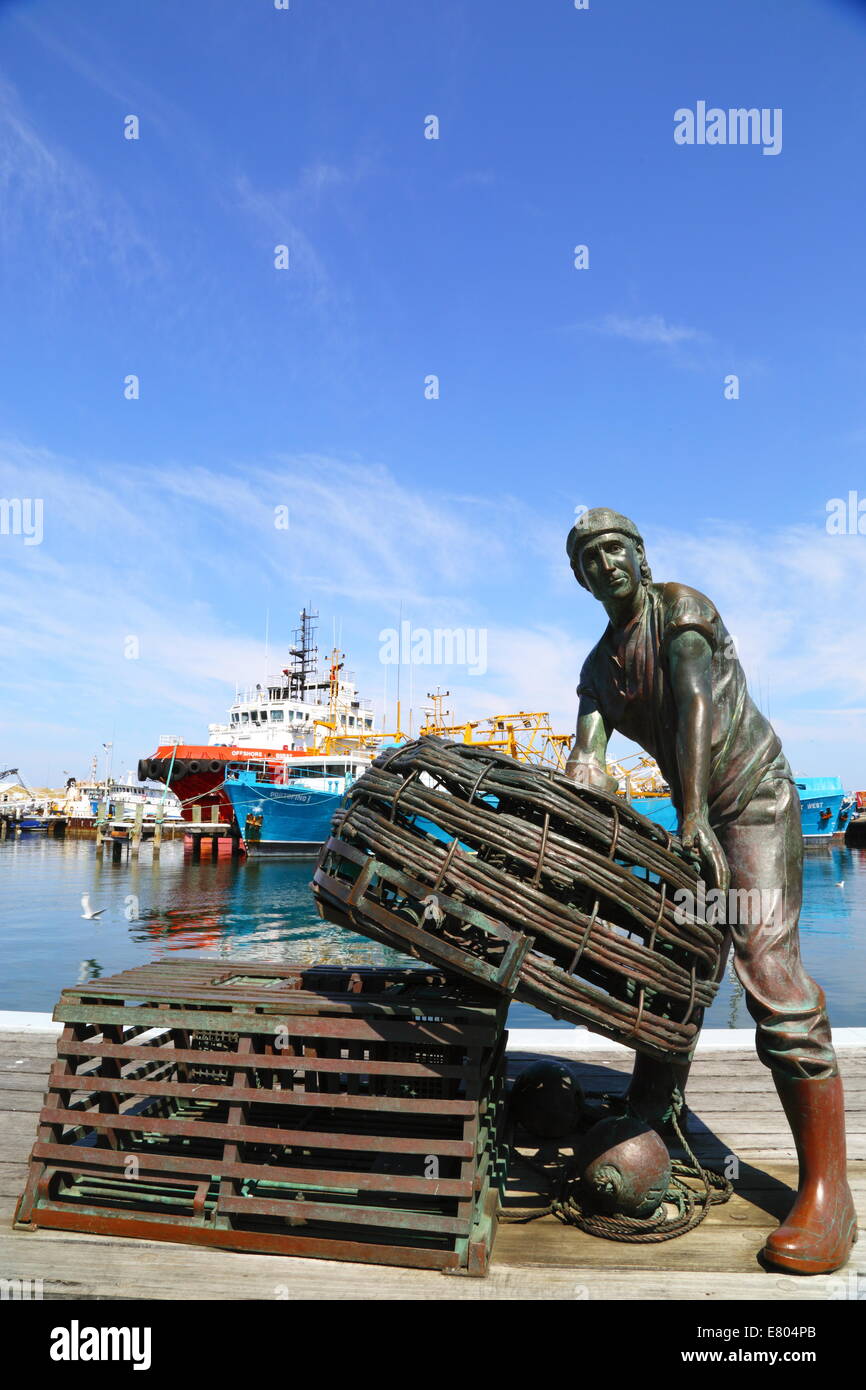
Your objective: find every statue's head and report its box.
[566,508,652,601]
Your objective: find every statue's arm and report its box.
[669,629,713,820]
[564,697,619,794]
[668,629,729,890]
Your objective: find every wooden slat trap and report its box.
[14,961,509,1275]
[313,737,725,1062]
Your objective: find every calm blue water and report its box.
[1,835,864,1029]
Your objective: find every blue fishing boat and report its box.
[224,756,370,856]
[836,791,857,836]
[626,775,850,842]
[795,777,846,842]
[628,795,678,834]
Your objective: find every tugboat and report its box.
[138,609,381,825]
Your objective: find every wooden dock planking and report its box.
[1,1033,864,1300]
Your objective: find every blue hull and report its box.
[227,765,850,856]
[629,777,847,842]
[628,795,678,834]
[795,778,845,841]
[224,780,345,857]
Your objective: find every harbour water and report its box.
[2,835,865,1030]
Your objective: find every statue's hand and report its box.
[680,811,730,894]
[565,757,620,796]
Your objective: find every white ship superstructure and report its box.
[207,609,376,752]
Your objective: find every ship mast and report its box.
[286,607,319,703]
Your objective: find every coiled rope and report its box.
[504,1089,732,1243]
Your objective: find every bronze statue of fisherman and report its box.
[564,507,857,1274]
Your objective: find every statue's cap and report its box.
[566,508,643,567]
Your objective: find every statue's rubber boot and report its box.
[621,1053,692,1139]
[763,1073,858,1274]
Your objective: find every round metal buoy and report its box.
[575,1114,672,1218]
[510,1061,585,1139]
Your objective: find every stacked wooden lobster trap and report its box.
[16,737,724,1275]
[15,961,508,1274]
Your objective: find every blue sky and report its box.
[2,0,866,787]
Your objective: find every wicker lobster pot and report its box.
[312,737,725,1062]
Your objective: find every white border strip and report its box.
[508,1026,866,1053]
[1,1011,864,1051]
[0,1012,62,1033]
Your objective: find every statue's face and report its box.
[577,530,643,602]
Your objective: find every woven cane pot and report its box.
[312,737,723,1062]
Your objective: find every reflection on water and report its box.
[714,843,865,1032]
[0,838,407,1012]
[1,836,864,1029]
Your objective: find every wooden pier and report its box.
[846,816,866,848]
[0,813,67,839]
[94,803,242,859]
[1,1027,863,1300]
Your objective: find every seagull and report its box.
[836,881,845,889]
[81,893,105,920]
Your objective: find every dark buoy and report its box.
[510,1060,584,1139]
[575,1114,671,1218]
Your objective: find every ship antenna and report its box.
[288,606,319,703]
[396,599,402,732]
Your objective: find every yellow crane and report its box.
[315,670,668,800]
[418,692,572,769]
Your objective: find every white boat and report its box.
[62,773,184,827]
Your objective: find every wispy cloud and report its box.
[232,175,335,306]
[453,170,497,188]
[592,313,707,347]
[648,521,866,712]
[3,439,866,783]
[232,155,375,309]
[0,440,550,776]
[0,78,163,286]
